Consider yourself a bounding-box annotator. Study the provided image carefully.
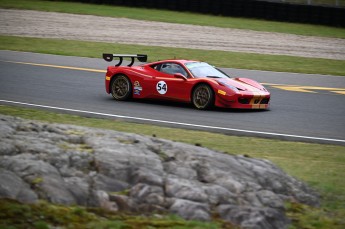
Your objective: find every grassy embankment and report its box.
[0,105,344,229]
[0,0,345,76]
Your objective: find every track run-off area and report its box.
[0,50,344,145]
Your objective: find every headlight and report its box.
[227,85,239,93]
[217,80,240,93]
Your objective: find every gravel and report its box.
[1,9,345,60]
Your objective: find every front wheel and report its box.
[192,84,214,110]
[110,75,132,101]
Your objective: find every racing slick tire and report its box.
[110,74,132,101]
[192,84,215,110]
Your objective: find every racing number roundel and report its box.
[156,81,167,95]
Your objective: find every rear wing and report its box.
[103,53,147,67]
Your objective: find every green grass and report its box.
[0,0,345,38]
[0,199,234,229]
[1,35,345,76]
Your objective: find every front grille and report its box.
[260,98,270,104]
[238,97,250,104]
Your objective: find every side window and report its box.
[159,63,188,77]
[150,64,160,71]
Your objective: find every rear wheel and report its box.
[192,84,214,109]
[110,75,132,101]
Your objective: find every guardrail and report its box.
[62,0,345,27]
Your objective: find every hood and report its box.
[217,78,266,92]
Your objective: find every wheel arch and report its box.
[108,72,128,91]
[109,73,133,101]
[191,82,216,109]
[190,82,215,101]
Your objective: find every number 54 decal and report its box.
[156,81,168,95]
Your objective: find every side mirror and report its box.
[174,73,187,81]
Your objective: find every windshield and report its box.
[185,62,230,78]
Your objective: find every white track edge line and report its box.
[1,99,344,143]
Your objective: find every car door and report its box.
[150,62,192,102]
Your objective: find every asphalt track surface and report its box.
[0,50,344,145]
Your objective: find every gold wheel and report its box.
[192,84,214,109]
[111,75,132,100]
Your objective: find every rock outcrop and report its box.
[0,115,319,229]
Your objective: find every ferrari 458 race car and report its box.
[103,54,270,110]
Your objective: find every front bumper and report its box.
[215,93,270,109]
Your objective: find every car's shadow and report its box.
[107,97,269,113]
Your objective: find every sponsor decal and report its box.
[156,81,167,95]
[106,76,111,81]
[217,89,226,95]
[133,81,143,95]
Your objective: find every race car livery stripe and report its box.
[233,78,265,95]
[250,95,262,105]
[127,69,154,78]
[251,104,268,109]
[155,77,187,81]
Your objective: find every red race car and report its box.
[103,54,270,110]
